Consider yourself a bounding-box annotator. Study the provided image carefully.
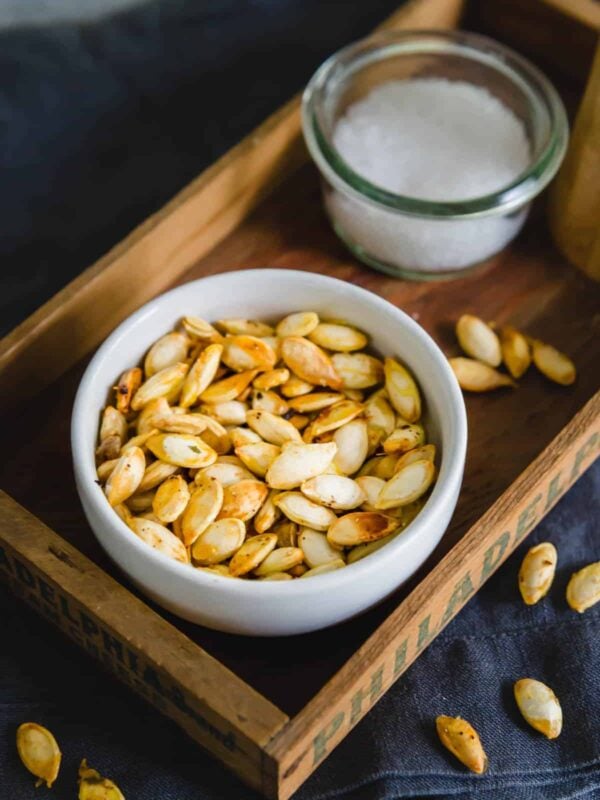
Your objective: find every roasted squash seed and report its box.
[456,314,502,367]
[78,758,125,800]
[229,533,278,576]
[531,340,576,385]
[518,542,557,605]
[566,561,600,613]
[191,518,246,564]
[328,512,397,547]
[98,310,437,575]
[500,326,531,379]
[449,357,516,392]
[514,678,562,739]
[435,716,488,774]
[16,722,61,788]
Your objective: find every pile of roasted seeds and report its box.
[95,312,438,578]
[449,313,576,391]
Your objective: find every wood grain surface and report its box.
[1,0,599,796]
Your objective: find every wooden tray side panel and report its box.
[0,492,288,798]
[270,394,600,799]
[0,0,464,416]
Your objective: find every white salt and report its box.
[328,78,531,273]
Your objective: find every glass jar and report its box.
[302,30,569,281]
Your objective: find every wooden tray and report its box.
[1,1,599,798]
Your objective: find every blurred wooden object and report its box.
[549,41,600,280]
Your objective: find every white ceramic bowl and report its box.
[72,269,467,636]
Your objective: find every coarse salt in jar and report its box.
[302,30,568,280]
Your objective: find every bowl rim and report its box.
[72,268,467,598]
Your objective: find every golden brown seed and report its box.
[181,315,221,340]
[435,716,488,774]
[119,428,159,454]
[181,476,224,545]
[198,460,254,487]
[376,460,435,509]
[152,475,191,523]
[288,414,310,430]
[229,533,278,576]
[99,405,128,445]
[199,370,258,404]
[500,326,531,379]
[200,400,248,426]
[16,722,61,788]
[332,419,369,475]
[355,475,386,511]
[246,409,302,446]
[372,453,400,480]
[126,490,156,513]
[97,458,119,483]
[266,442,338,490]
[115,367,142,414]
[259,572,293,581]
[216,318,274,337]
[254,546,304,576]
[456,314,502,367]
[196,564,232,578]
[130,517,188,563]
[449,357,516,392]
[179,343,223,408]
[253,368,290,391]
[287,392,343,413]
[393,444,436,473]
[274,492,337,531]
[308,322,368,352]
[308,400,364,439]
[531,340,576,386]
[137,460,180,492]
[200,426,232,456]
[146,432,217,469]
[273,520,298,547]
[327,512,397,547]
[346,530,400,563]
[331,353,384,389]
[104,446,146,506]
[78,758,125,800]
[222,335,277,372]
[364,393,395,438]
[131,363,189,410]
[95,435,122,463]
[566,561,600,613]
[300,559,345,578]
[301,474,365,510]
[280,336,343,390]
[518,542,557,605]
[235,442,280,478]
[280,376,315,397]
[136,397,171,434]
[254,489,282,533]
[113,503,134,526]
[251,389,289,415]
[514,679,563,739]
[218,479,269,521]
[384,358,421,422]
[383,424,425,454]
[276,311,319,338]
[144,331,190,377]
[191,518,246,565]
[298,528,342,568]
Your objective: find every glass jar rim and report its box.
[302,29,569,220]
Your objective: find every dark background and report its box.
[1,2,599,799]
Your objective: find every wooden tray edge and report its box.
[268,391,600,799]
[0,490,288,797]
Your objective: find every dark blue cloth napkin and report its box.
[1,2,599,798]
